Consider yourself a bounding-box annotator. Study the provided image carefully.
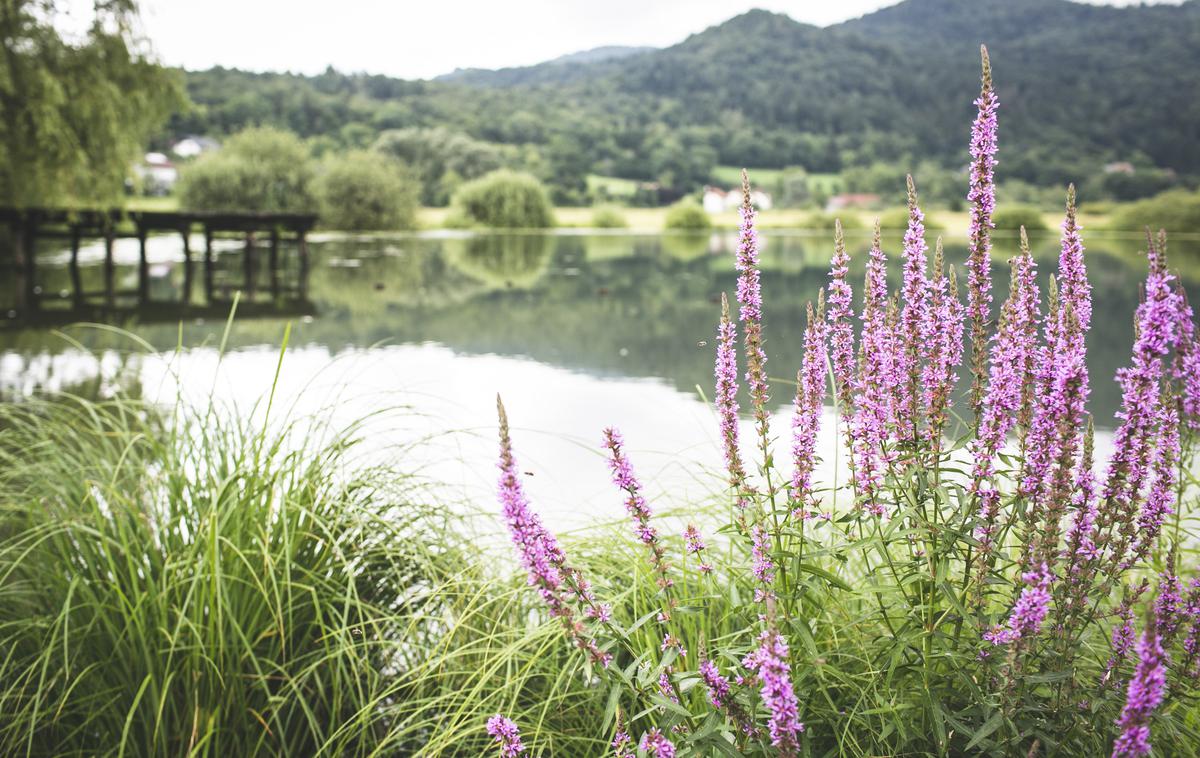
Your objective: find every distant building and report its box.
[135,152,178,195]
[1104,161,1136,175]
[171,136,220,159]
[702,186,773,214]
[825,193,881,212]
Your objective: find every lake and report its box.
[2,227,1197,530]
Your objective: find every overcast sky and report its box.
[108,0,1184,80]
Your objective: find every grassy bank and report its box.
[128,195,1121,235]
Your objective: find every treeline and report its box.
[177,127,555,230]
[164,0,1200,203]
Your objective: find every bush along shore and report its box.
[487,48,1200,756]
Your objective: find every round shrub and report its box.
[798,212,865,231]
[878,207,947,232]
[315,151,418,231]
[1107,189,1200,234]
[590,206,628,229]
[177,127,316,213]
[992,205,1049,233]
[447,170,554,229]
[663,200,711,231]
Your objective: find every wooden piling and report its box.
[136,223,149,303]
[269,227,280,299]
[69,226,83,308]
[181,225,193,306]
[103,229,115,309]
[11,222,28,314]
[203,226,214,304]
[243,231,256,299]
[298,230,310,300]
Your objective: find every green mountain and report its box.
[171,0,1200,200]
[437,46,655,87]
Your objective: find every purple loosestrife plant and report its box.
[988,563,1054,646]
[851,222,892,512]
[897,174,930,442]
[751,524,776,602]
[967,44,999,422]
[1112,622,1167,758]
[743,628,804,756]
[790,294,827,515]
[970,244,1039,577]
[639,728,677,758]
[1095,235,1182,574]
[736,171,771,460]
[497,396,611,667]
[827,219,856,420]
[484,49,1200,757]
[486,715,526,757]
[715,292,749,505]
[1131,394,1180,564]
[921,239,965,453]
[603,428,673,591]
[1023,191,1091,505]
[1176,289,1200,430]
[1154,555,1184,644]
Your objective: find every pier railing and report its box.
[0,207,318,325]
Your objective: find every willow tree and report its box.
[0,0,183,207]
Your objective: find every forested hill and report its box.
[172,0,1200,197]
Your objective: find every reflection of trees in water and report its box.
[0,350,143,402]
[443,234,553,289]
[3,231,1197,426]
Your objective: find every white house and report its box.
[171,136,220,159]
[135,152,178,195]
[702,186,773,214]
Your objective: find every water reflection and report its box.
[1,229,1196,525]
[4,228,1198,426]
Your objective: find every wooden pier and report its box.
[0,207,317,325]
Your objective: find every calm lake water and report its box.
[2,228,1198,530]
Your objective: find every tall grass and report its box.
[0,378,455,756]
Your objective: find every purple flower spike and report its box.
[715,292,748,500]
[1097,233,1183,572]
[603,428,672,589]
[1112,622,1167,758]
[737,170,771,453]
[827,220,856,419]
[791,294,827,513]
[922,240,965,449]
[486,714,526,757]
[971,244,1039,559]
[743,628,805,756]
[851,222,892,507]
[639,728,677,758]
[897,174,930,440]
[751,524,776,601]
[497,396,611,667]
[990,562,1054,645]
[699,658,732,710]
[967,45,999,419]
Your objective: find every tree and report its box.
[0,0,183,206]
[315,151,417,231]
[447,170,554,229]
[373,127,507,206]
[177,127,316,213]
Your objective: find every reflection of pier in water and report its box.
[1,207,317,326]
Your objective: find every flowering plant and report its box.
[489,48,1200,756]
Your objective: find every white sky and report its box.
[66,0,1188,80]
